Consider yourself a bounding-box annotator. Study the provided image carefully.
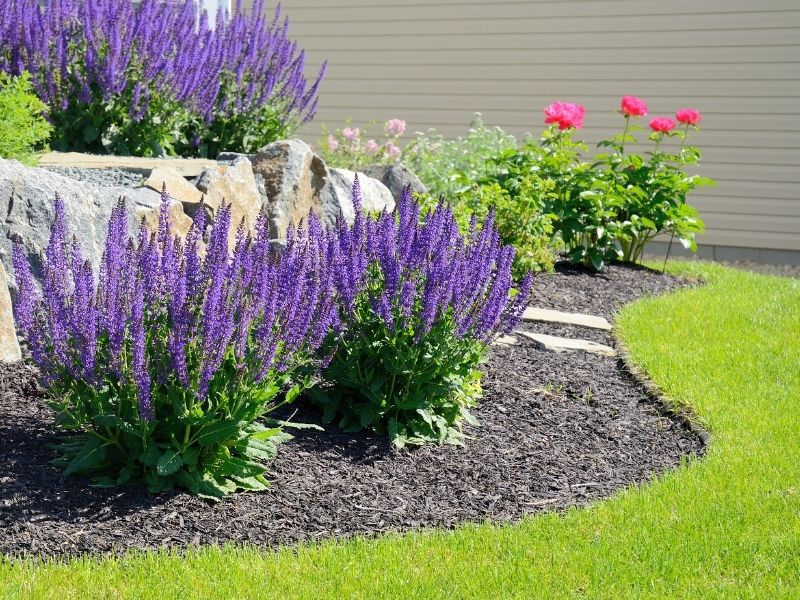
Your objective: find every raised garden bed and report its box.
[0,264,704,559]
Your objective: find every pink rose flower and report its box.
[342,127,360,141]
[385,118,407,136]
[543,101,585,130]
[327,134,339,152]
[649,117,676,133]
[676,108,701,126]
[385,142,401,158]
[365,139,379,154]
[620,96,648,117]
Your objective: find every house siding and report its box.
[246,0,800,261]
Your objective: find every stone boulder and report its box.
[326,168,395,224]
[250,139,395,236]
[0,158,108,281]
[144,166,203,205]
[362,164,427,201]
[251,139,328,237]
[195,156,262,243]
[0,261,21,362]
[0,159,193,288]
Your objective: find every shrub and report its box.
[403,113,519,200]
[484,99,711,269]
[316,118,405,171]
[312,181,533,448]
[593,102,710,263]
[0,72,51,164]
[0,0,325,157]
[12,191,338,500]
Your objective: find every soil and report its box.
[0,263,704,559]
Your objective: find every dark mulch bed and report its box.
[0,263,704,559]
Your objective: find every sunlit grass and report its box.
[2,262,798,599]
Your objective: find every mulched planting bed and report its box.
[0,263,704,558]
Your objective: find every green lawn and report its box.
[2,262,798,599]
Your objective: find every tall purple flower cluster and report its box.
[339,182,533,343]
[0,0,325,154]
[12,188,338,421]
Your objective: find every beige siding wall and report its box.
[247,0,800,257]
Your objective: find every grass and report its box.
[2,262,799,599]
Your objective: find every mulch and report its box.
[0,262,705,559]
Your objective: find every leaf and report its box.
[139,444,161,468]
[195,420,240,447]
[251,427,283,441]
[63,437,108,477]
[232,474,270,491]
[156,449,183,476]
[284,383,303,404]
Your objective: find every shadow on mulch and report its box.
[0,264,706,559]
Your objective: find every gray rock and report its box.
[217,152,254,165]
[251,139,328,238]
[362,164,427,201]
[0,260,21,362]
[0,159,194,289]
[250,139,395,237]
[326,168,395,223]
[0,158,108,283]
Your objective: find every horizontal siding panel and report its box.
[702,213,800,235]
[304,46,800,66]
[316,80,800,98]
[313,96,800,115]
[290,12,800,36]
[298,29,800,51]
[319,63,797,82]
[276,0,793,14]
[690,228,800,251]
[694,197,800,218]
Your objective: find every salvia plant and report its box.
[312,179,533,448]
[0,0,326,157]
[12,190,338,500]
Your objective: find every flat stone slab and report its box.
[38,152,216,177]
[522,307,612,331]
[492,334,519,346]
[515,331,616,357]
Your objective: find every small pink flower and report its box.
[365,139,379,154]
[543,101,585,130]
[327,134,339,151]
[620,96,648,117]
[385,118,407,136]
[676,108,701,126]
[649,117,676,133]
[385,142,401,158]
[342,127,360,141]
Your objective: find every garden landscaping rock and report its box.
[515,331,617,357]
[110,186,194,241]
[251,139,328,237]
[327,167,395,218]
[0,264,703,559]
[0,262,21,362]
[522,307,612,331]
[42,166,144,189]
[195,157,262,244]
[144,167,204,206]
[362,164,428,201]
[0,158,108,281]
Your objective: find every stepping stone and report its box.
[492,334,518,346]
[515,331,616,357]
[522,307,612,331]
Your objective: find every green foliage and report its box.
[312,303,484,448]
[403,113,519,200]
[49,361,304,501]
[0,72,51,164]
